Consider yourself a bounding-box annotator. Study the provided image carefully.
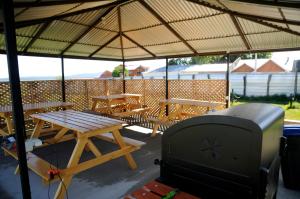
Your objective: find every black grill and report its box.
[158,103,284,199]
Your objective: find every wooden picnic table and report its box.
[91,93,149,118]
[3,110,145,199]
[150,98,226,137]
[0,101,73,136]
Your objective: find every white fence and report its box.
[130,72,299,96]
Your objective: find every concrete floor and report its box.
[0,126,299,199]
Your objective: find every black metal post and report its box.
[123,60,126,93]
[1,0,32,198]
[226,53,230,108]
[166,58,169,115]
[61,56,66,102]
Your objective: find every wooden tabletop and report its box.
[0,101,74,113]
[92,93,142,100]
[30,110,125,133]
[160,98,226,107]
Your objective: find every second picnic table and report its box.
[150,98,226,136]
[0,101,73,136]
[91,93,149,118]
[3,110,145,199]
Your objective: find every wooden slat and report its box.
[66,110,124,124]
[2,147,58,182]
[0,101,73,113]
[92,93,142,100]
[112,107,150,118]
[96,132,145,147]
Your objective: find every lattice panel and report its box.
[107,79,123,94]
[169,80,226,115]
[0,82,11,106]
[65,80,88,111]
[144,79,166,116]
[125,79,145,105]
[86,80,107,109]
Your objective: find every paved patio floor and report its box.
[0,126,299,199]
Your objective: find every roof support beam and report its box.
[139,0,198,54]
[61,6,115,55]
[118,7,125,61]
[123,34,156,57]
[229,0,300,9]
[186,0,300,37]
[89,33,120,57]
[0,0,131,32]
[278,8,290,29]
[185,0,300,26]
[230,15,251,50]
[14,0,111,8]
[23,21,51,53]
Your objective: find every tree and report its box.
[112,65,129,77]
[168,52,272,65]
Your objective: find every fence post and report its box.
[267,74,272,96]
[243,75,247,97]
[294,60,299,96]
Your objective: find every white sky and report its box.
[0,51,299,79]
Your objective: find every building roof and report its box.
[99,70,112,78]
[0,0,300,61]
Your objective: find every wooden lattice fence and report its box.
[0,79,226,130]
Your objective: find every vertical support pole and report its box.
[267,74,272,97]
[294,60,299,97]
[226,53,230,108]
[123,60,126,93]
[1,0,32,198]
[165,58,169,116]
[61,57,66,102]
[243,75,247,97]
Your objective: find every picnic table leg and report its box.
[5,117,13,135]
[30,119,45,139]
[112,130,137,169]
[151,124,159,137]
[54,135,88,199]
[91,99,98,111]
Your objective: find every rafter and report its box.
[89,33,120,57]
[0,0,131,32]
[278,8,290,29]
[123,34,156,57]
[118,7,125,61]
[229,0,300,9]
[23,21,52,53]
[61,6,115,55]
[185,0,300,26]
[186,0,300,37]
[229,15,251,50]
[139,0,198,54]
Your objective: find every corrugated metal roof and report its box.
[171,14,239,40]
[247,32,300,50]
[145,0,221,22]
[0,0,299,60]
[125,25,180,46]
[78,28,118,46]
[121,1,160,31]
[40,20,86,42]
[189,36,245,52]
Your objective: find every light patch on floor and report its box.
[125,125,162,135]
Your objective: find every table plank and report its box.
[31,110,124,133]
[0,101,73,113]
[92,93,142,100]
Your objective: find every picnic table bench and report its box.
[91,93,149,118]
[0,101,73,136]
[2,110,145,199]
[125,180,200,199]
[149,98,226,136]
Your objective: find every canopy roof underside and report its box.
[0,0,300,61]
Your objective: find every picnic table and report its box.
[149,98,226,137]
[91,93,149,118]
[2,110,145,199]
[0,101,73,136]
[125,180,200,199]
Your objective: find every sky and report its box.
[0,51,299,80]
